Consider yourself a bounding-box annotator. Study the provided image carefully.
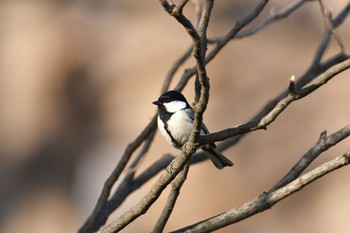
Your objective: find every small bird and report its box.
[153,90,233,169]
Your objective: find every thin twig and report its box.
[204,0,270,65]
[318,0,345,53]
[236,0,308,38]
[126,128,157,174]
[161,46,192,94]
[312,1,349,67]
[311,29,331,67]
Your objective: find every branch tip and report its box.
[320,130,327,140]
[288,75,296,93]
[290,75,295,82]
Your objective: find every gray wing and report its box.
[184,108,210,134]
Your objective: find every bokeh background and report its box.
[0,0,349,232]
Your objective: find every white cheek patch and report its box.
[163,101,187,113]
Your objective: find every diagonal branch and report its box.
[199,58,350,145]
[98,149,193,233]
[78,116,158,233]
[173,150,350,233]
[317,0,345,53]
[235,0,309,39]
[271,124,350,191]
[161,46,192,93]
[152,161,190,233]
[175,0,270,91]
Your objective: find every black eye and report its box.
[161,97,171,103]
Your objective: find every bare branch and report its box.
[152,162,190,233]
[311,28,332,67]
[175,0,349,93]
[79,116,158,233]
[236,0,308,39]
[161,46,192,93]
[172,146,350,232]
[126,127,157,174]
[317,0,345,53]
[97,2,216,232]
[199,58,350,145]
[204,0,269,64]
[98,149,192,233]
[79,2,350,233]
[175,0,270,91]
[206,0,311,43]
[312,1,349,67]
[187,0,213,146]
[159,0,200,46]
[177,0,190,14]
[271,124,350,191]
[192,0,202,28]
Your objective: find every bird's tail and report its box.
[202,146,234,169]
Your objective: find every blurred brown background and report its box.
[0,0,349,232]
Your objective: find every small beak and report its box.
[153,100,161,106]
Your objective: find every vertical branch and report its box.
[188,0,214,147]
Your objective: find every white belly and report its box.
[157,111,193,148]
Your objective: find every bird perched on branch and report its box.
[153,90,233,169]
